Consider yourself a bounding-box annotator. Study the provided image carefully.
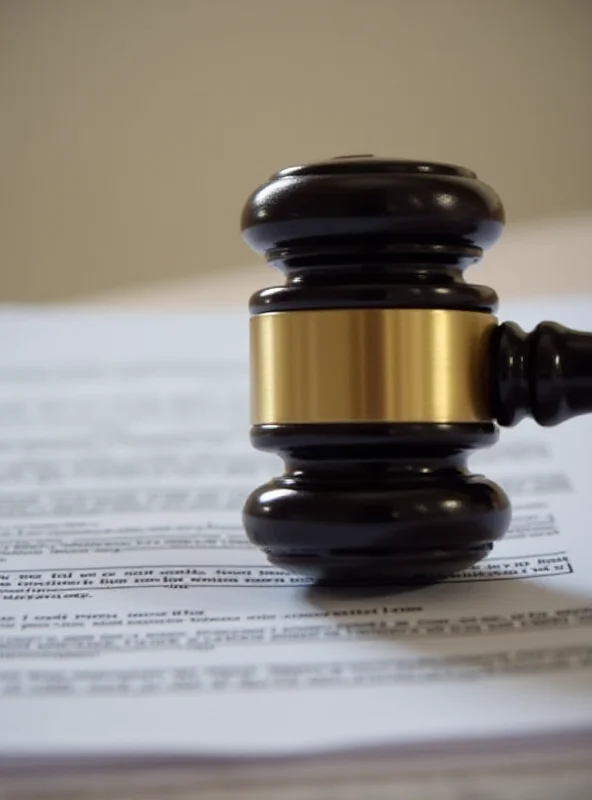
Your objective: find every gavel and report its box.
[239,155,592,586]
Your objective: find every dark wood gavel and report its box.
[239,155,592,586]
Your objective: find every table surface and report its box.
[83,211,592,309]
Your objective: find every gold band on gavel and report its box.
[250,308,496,424]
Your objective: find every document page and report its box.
[0,299,591,764]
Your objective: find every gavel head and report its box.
[240,155,511,587]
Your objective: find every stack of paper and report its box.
[0,296,591,799]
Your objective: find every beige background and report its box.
[1,0,591,303]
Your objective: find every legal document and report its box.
[0,297,591,797]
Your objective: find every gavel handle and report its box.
[490,320,592,427]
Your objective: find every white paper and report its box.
[0,298,591,767]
